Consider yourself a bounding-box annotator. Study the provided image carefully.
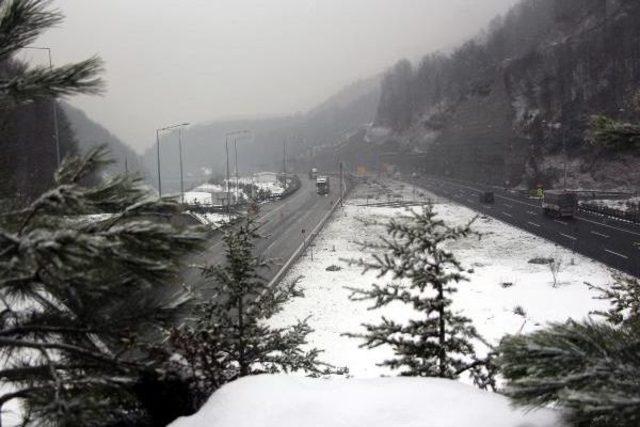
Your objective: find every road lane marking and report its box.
[604,249,629,260]
[527,221,541,228]
[504,203,513,209]
[575,215,640,238]
[560,233,577,241]
[502,211,513,218]
[590,231,610,239]
[554,219,568,226]
[527,210,537,216]
[495,194,539,208]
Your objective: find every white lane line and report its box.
[560,233,577,241]
[604,249,629,260]
[590,230,610,239]
[496,194,539,208]
[575,215,640,238]
[554,219,568,226]
[502,211,513,218]
[527,221,541,228]
[527,210,537,216]
[504,203,513,209]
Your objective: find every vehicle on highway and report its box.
[479,191,495,204]
[542,190,578,218]
[309,168,318,179]
[316,176,330,195]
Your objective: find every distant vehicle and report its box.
[309,168,318,179]
[316,176,330,195]
[479,191,495,204]
[542,191,578,218]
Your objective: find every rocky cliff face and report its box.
[374,0,640,189]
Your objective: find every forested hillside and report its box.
[374,0,640,188]
[0,61,77,201]
[62,102,143,177]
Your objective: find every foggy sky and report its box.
[30,0,518,153]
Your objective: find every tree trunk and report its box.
[238,294,247,377]
[437,281,446,377]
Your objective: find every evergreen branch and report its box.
[0,0,61,61]
[0,56,104,104]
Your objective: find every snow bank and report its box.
[268,179,616,378]
[170,375,565,427]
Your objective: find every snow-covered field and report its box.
[269,179,617,378]
[171,375,564,427]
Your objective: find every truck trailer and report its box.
[542,191,578,218]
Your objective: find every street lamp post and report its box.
[24,46,60,166]
[224,130,252,214]
[178,127,185,203]
[156,122,189,198]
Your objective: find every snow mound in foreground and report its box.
[170,375,565,427]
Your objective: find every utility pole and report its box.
[156,129,162,197]
[224,130,252,214]
[124,155,128,175]
[339,161,344,206]
[563,129,568,191]
[283,138,287,189]
[234,138,239,204]
[225,135,231,215]
[156,122,189,198]
[24,46,60,166]
[178,127,185,204]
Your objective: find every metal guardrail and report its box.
[265,174,351,290]
[579,203,640,224]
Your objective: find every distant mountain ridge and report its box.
[62,103,144,177]
[141,74,381,193]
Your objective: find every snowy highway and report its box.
[411,176,640,278]
[182,175,339,301]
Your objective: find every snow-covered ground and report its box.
[269,179,617,378]
[171,375,564,427]
[585,196,640,212]
[187,212,236,229]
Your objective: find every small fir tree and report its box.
[498,275,640,426]
[170,218,339,406]
[0,147,204,425]
[344,204,494,388]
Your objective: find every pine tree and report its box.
[0,147,205,425]
[344,204,494,388]
[498,276,640,426]
[0,0,103,105]
[170,218,340,406]
[0,0,104,203]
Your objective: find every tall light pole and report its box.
[178,126,186,203]
[156,122,189,197]
[24,46,60,166]
[283,138,287,190]
[224,130,252,212]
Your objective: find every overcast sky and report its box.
[28,0,518,153]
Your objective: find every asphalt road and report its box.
[411,176,640,278]
[182,175,338,299]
